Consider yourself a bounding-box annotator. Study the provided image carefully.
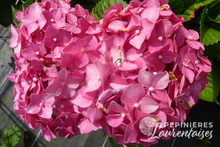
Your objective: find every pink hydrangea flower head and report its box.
[8,0,212,146]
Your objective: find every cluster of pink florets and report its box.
[8,0,211,146]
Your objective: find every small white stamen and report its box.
[33,77,37,81]
[121,113,125,117]
[51,19,55,22]
[183,62,188,67]
[148,86,154,91]
[158,36,163,41]
[158,55,163,59]
[36,51,40,55]
[134,103,139,108]
[97,75,101,79]
[139,53,143,57]
[53,38,57,42]
[116,44,121,48]
[135,30,140,34]
[195,60,199,65]
[153,72,157,75]
[188,35,193,40]
[43,66,47,71]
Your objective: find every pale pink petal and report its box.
[151,72,169,89]
[138,70,153,87]
[79,119,97,134]
[139,97,159,114]
[141,5,159,22]
[108,20,126,32]
[121,84,145,104]
[58,68,68,81]
[87,105,103,123]
[27,104,41,114]
[106,114,123,127]
[129,33,146,49]
[71,92,93,108]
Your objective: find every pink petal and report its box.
[138,70,153,87]
[106,114,123,127]
[46,80,63,96]
[58,68,67,81]
[27,104,41,114]
[151,72,169,90]
[129,33,146,49]
[108,20,126,32]
[71,93,93,108]
[75,53,89,68]
[60,87,75,98]
[46,65,58,78]
[126,49,140,61]
[161,51,175,63]
[141,5,159,22]
[31,60,43,71]
[66,13,77,24]
[38,106,52,119]
[108,101,126,113]
[79,119,96,134]
[124,123,139,143]
[87,105,103,123]
[139,97,159,114]
[28,2,43,18]
[121,84,145,104]
[61,54,74,68]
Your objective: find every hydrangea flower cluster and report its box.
[8,0,211,146]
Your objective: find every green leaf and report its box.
[0,0,16,26]
[200,22,220,45]
[207,0,220,23]
[108,137,144,147]
[204,42,220,60]
[2,125,21,147]
[168,0,184,15]
[108,137,123,147]
[199,72,220,105]
[21,0,35,8]
[180,0,215,21]
[200,4,220,46]
[94,0,127,20]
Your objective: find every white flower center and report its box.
[188,35,193,40]
[135,30,140,34]
[33,77,37,82]
[134,103,139,108]
[121,113,125,117]
[158,36,163,41]
[158,55,163,59]
[53,38,57,42]
[148,86,155,91]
